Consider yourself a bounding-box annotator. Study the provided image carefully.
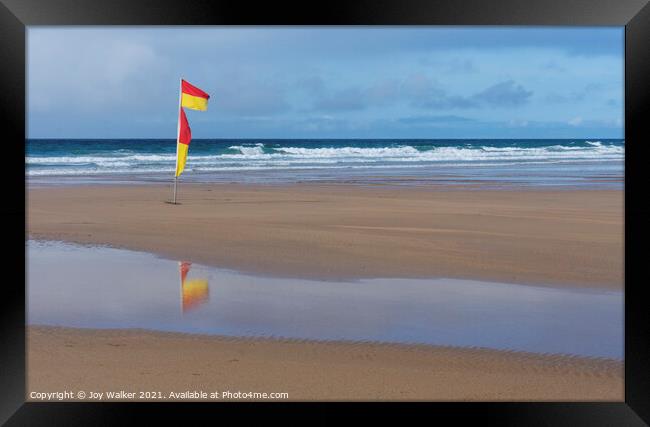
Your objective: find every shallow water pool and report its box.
[27,241,623,359]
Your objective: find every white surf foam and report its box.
[27,141,624,176]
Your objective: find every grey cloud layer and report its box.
[310,75,533,112]
[27,27,623,138]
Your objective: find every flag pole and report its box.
[172,77,183,204]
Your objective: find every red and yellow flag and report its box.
[175,79,210,177]
[181,79,210,111]
[175,108,192,177]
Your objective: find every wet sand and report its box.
[27,326,623,401]
[27,183,623,289]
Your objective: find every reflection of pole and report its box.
[179,261,183,316]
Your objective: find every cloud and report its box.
[309,73,476,113]
[297,75,326,95]
[568,116,583,126]
[292,116,357,133]
[405,75,532,110]
[545,83,605,104]
[401,74,472,109]
[253,27,623,58]
[307,73,534,113]
[507,119,530,127]
[364,80,402,105]
[213,78,290,116]
[564,117,622,128]
[312,87,368,112]
[541,61,566,72]
[419,57,477,73]
[398,115,476,124]
[412,94,478,109]
[473,80,533,107]
[28,32,168,113]
[310,80,401,112]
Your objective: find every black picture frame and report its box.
[2,0,648,424]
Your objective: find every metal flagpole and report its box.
[172,77,183,204]
[173,177,178,204]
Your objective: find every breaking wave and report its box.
[27,139,624,176]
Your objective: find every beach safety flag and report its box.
[175,79,210,178]
[181,79,210,111]
[175,108,192,177]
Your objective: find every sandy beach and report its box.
[27,326,623,401]
[26,183,624,400]
[27,184,623,289]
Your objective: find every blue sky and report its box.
[27,27,624,139]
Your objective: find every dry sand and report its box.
[26,184,624,400]
[27,326,623,401]
[27,184,623,289]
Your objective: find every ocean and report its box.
[26,139,624,188]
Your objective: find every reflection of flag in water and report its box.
[179,261,209,313]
